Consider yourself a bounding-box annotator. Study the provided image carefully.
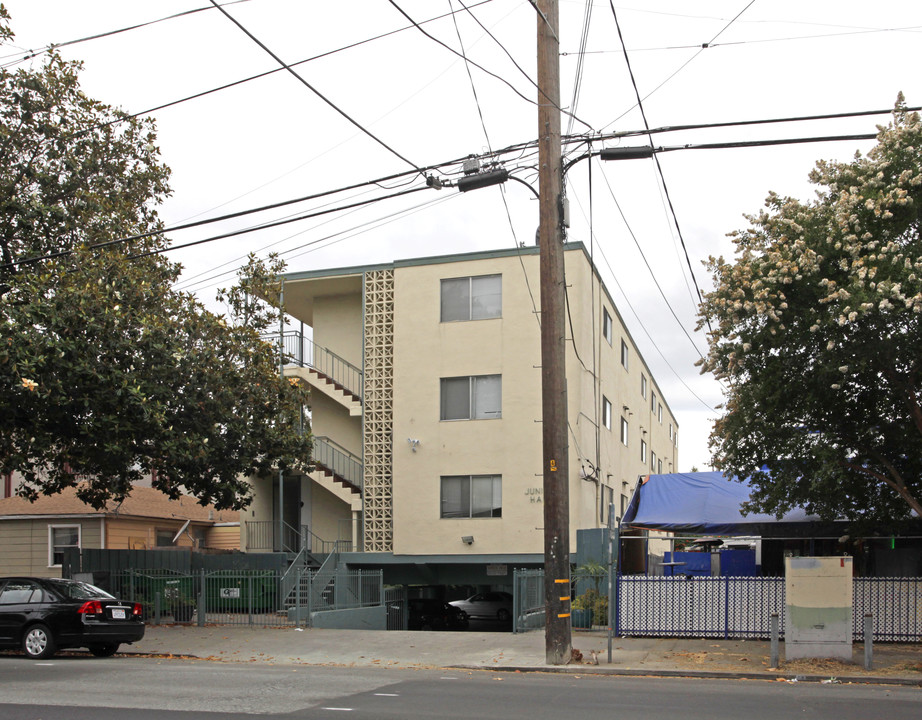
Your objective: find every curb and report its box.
[451,664,922,686]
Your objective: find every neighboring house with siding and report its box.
[0,484,240,577]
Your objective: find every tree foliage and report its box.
[699,98,922,525]
[0,10,310,510]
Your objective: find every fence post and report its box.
[770,613,780,668]
[197,569,206,627]
[295,567,302,627]
[154,591,161,626]
[724,575,730,639]
[248,574,253,627]
[864,613,873,670]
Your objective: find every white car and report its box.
[449,591,513,621]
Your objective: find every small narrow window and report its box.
[620,339,629,370]
[658,403,663,423]
[602,308,613,345]
[602,396,612,429]
[651,392,657,413]
[48,525,80,567]
[640,375,647,399]
[640,439,647,464]
[651,450,657,472]
[657,458,663,474]
[620,417,629,446]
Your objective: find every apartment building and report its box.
[244,242,678,589]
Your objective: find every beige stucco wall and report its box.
[0,517,102,577]
[390,247,678,556]
[312,292,363,367]
[392,253,547,555]
[270,244,679,559]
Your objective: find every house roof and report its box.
[0,485,239,524]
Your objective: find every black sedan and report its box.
[0,576,145,659]
[407,598,469,631]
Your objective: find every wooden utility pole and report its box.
[537,0,572,665]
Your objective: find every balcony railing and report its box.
[263,331,362,401]
[313,436,363,494]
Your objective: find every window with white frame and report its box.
[640,439,647,464]
[602,308,613,345]
[620,416,629,446]
[657,458,663,474]
[440,375,502,420]
[602,396,612,429]
[669,423,673,441]
[658,403,663,423]
[641,374,647,399]
[651,392,657,413]
[48,525,80,567]
[620,339,629,369]
[440,475,502,518]
[440,274,501,322]
[651,450,657,471]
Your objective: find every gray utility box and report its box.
[785,556,853,660]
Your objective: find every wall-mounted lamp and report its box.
[461,536,474,545]
[407,438,420,452]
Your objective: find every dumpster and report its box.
[129,572,197,622]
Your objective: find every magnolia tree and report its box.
[699,98,922,525]
[0,9,310,510]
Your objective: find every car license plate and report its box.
[111,608,126,619]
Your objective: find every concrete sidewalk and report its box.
[123,625,922,685]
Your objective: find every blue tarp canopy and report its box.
[621,471,819,534]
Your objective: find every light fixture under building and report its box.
[461,536,474,545]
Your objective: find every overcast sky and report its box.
[5,1,921,472]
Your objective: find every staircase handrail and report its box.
[262,331,362,401]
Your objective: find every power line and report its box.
[127,185,434,262]
[0,0,253,69]
[207,0,423,174]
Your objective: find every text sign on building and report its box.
[220,587,241,599]
[525,487,543,503]
[486,564,508,576]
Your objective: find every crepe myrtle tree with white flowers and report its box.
[699,97,922,525]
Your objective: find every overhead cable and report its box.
[208,0,423,174]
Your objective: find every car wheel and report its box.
[89,643,119,657]
[497,608,511,622]
[23,623,56,659]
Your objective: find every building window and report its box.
[602,396,612,429]
[669,423,673,441]
[48,525,80,567]
[651,392,657,413]
[440,274,501,322]
[658,403,663,423]
[440,475,502,518]
[620,416,629,446]
[440,375,502,420]
[156,529,175,547]
[602,308,612,345]
[651,450,657,471]
[640,439,647,464]
[620,339,629,369]
[641,375,647,399]
[657,458,663,474]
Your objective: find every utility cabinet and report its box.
[785,556,853,660]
